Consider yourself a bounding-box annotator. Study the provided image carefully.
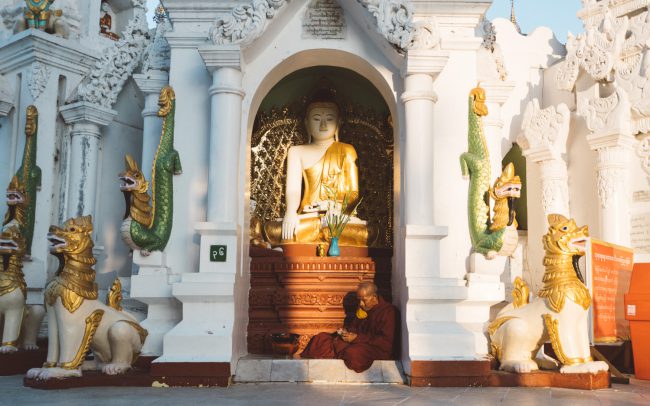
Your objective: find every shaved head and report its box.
[357,282,377,296]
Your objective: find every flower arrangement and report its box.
[322,186,362,256]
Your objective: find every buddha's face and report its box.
[305,103,339,142]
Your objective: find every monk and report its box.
[301,282,397,373]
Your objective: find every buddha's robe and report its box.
[301,297,397,373]
[264,141,369,246]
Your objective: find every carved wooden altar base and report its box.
[248,247,392,356]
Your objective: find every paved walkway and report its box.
[1,375,649,405]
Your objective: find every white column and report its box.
[518,100,572,218]
[156,45,243,366]
[133,71,169,180]
[591,141,635,245]
[402,72,436,225]
[60,102,116,218]
[207,65,243,223]
[578,87,636,245]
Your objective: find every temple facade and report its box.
[0,0,648,384]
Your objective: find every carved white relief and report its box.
[357,0,440,51]
[578,88,630,134]
[142,6,171,73]
[518,99,571,156]
[27,62,51,100]
[597,167,624,208]
[210,0,288,45]
[74,0,150,108]
[479,20,508,81]
[540,176,570,216]
[0,3,21,41]
[556,11,628,91]
[639,134,650,179]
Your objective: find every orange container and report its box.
[625,263,650,380]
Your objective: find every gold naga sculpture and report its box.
[26,216,147,380]
[263,86,374,248]
[488,214,608,374]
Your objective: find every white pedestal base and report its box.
[130,251,181,356]
[156,222,238,364]
[404,226,505,362]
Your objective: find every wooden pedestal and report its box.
[0,347,47,376]
[248,246,392,355]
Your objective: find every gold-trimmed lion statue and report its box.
[488,214,608,374]
[0,225,27,353]
[26,216,147,380]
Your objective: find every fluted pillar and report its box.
[518,100,572,219]
[133,70,169,180]
[60,102,116,218]
[579,88,636,245]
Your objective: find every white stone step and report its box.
[233,357,405,384]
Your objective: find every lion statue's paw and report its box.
[560,361,608,374]
[26,367,43,379]
[500,359,539,373]
[22,343,39,351]
[102,363,132,375]
[27,367,82,380]
[535,352,560,370]
[0,345,18,354]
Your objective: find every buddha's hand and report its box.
[281,212,299,240]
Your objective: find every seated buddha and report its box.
[264,89,372,248]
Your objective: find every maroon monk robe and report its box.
[301,297,397,372]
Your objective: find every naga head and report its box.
[48,215,95,257]
[470,86,488,117]
[6,176,26,207]
[543,214,589,257]
[158,86,175,117]
[119,155,149,194]
[491,163,521,200]
[0,224,26,259]
[25,105,38,137]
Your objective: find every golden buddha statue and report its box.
[263,89,371,248]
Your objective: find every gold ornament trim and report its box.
[1,341,17,347]
[42,361,56,368]
[543,313,593,366]
[107,278,123,311]
[59,309,104,370]
[123,320,148,345]
[511,277,529,308]
[487,316,516,337]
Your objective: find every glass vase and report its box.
[328,236,340,257]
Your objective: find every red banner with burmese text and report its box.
[589,239,634,343]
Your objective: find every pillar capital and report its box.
[401,49,449,78]
[133,71,170,96]
[59,101,117,128]
[517,100,571,162]
[0,100,12,116]
[199,45,243,73]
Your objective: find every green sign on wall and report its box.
[210,245,227,262]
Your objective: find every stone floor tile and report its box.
[344,362,383,382]
[308,359,346,382]
[270,359,308,382]
[233,359,272,382]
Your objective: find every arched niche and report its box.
[502,143,527,230]
[249,66,394,248]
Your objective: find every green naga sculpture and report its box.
[119,86,182,255]
[459,86,521,259]
[4,105,41,257]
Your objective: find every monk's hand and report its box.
[281,212,299,240]
[341,331,357,343]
